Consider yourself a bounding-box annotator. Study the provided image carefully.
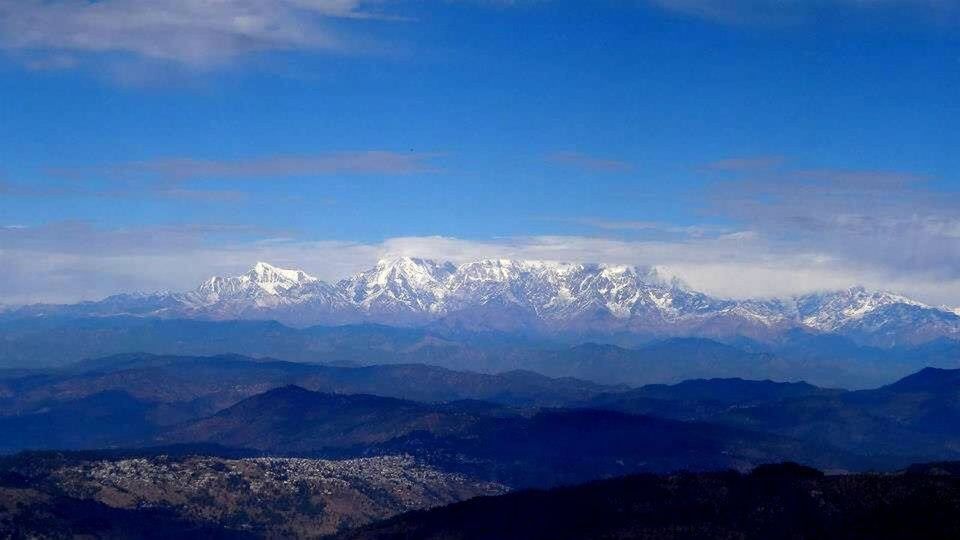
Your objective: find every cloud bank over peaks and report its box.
[5,221,960,308]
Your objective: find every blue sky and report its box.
[0,0,958,304]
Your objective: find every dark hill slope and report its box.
[336,464,960,540]
[710,367,960,461]
[2,353,622,416]
[369,408,868,488]
[159,386,490,452]
[584,377,840,421]
[0,391,163,454]
[155,386,867,486]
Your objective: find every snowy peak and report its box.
[370,257,456,289]
[189,261,319,304]
[338,257,457,314]
[797,286,927,331]
[37,257,960,347]
[246,261,318,295]
[454,259,533,282]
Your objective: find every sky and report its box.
[0,0,958,305]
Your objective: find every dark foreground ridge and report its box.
[335,463,960,540]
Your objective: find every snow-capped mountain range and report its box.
[8,258,960,346]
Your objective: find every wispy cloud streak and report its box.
[0,0,398,72]
[111,151,441,180]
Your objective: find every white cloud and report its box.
[0,0,395,71]
[706,165,960,283]
[84,151,442,180]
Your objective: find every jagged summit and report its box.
[338,257,457,319]
[796,286,928,332]
[189,261,319,302]
[251,261,316,282]
[246,261,318,294]
[8,258,960,347]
